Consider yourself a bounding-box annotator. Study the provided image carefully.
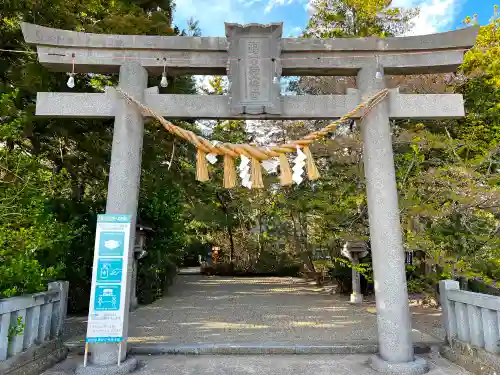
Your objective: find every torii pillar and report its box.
[21,21,478,375]
[85,61,146,372]
[358,64,427,373]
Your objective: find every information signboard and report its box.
[86,214,131,344]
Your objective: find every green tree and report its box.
[0,0,198,308]
[304,0,418,38]
[285,3,499,295]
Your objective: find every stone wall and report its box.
[0,281,69,375]
[439,280,500,374]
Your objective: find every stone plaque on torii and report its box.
[226,22,282,115]
[22,22,478,375]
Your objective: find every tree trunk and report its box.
[227,217,235,263]
[216,191,236,264]
[290,210,317,281]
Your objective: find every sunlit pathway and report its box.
[66,273,443,347]
[51,274,471,375]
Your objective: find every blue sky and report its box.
[173,0,498,37]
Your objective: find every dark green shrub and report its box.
[279,263,302,277]
[328,260,373,295]
[328,262,352,294]
[214,262,234,276]
[466,278,500,297]
[201,264,214,275]
[206,261,301,277]
[137,255,177,304]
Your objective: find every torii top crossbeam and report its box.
[22,22,478,76]
[21,22,479,120]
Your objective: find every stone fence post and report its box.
[48,281,69,337]
[439,280,459,344]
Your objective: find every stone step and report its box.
[42,352,471,375]
[65,341,441,356]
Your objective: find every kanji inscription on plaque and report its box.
[226,23,282,116]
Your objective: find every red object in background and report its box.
[212,247,219,264]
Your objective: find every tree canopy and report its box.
[304,0,418,38]
[0,0,196,308]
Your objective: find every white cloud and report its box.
[304,0,316,15]
[238,0,263,6]
[264,0,294,13]
[391,0,464,35]
[299,0,463,35]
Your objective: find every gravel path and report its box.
[64,273,444,346]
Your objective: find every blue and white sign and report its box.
[99,232,125,256]
[94,285,121,311]
[96,259,123,283]
[86,214,131,344]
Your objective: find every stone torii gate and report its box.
[22,22,478,375]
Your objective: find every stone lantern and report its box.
[130,222,153,311]
[341,241,369,304]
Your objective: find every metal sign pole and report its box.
[117,343,122,366]
[83,343,89,367]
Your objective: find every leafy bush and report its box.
[213,262,234,276]
[0,152,75,299]
[328,259,373,295]
[0,6,193,311]
[205,261,301,277]
[328,262,352,294]
[0,257,58,299]
[465,278,500,297]
[279,263,302,277]
[137,254,177,304]
[312,259,334,275]
[0,150,184,312]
